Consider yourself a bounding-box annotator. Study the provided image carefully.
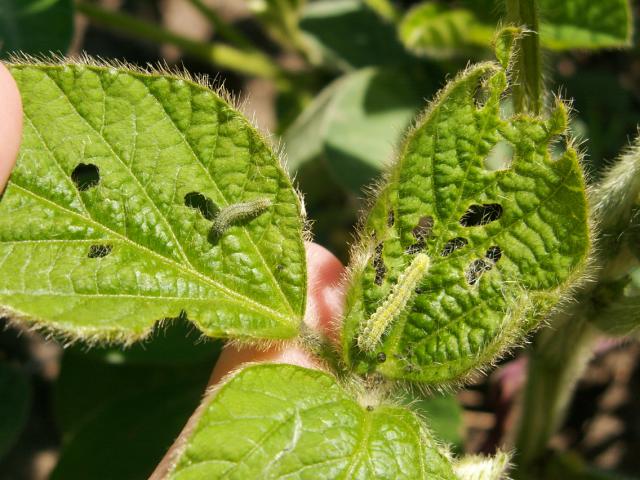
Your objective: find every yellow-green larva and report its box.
[212,198,272,234]
[358,252,431,353]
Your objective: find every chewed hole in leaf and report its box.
[549,135,569,161]
[184,191,219,221]
[406,241,425,255]
[387,209,395,227]
[466,259,492,285]
[88,244,113,258]
[460,204,503,227]
[373,243,386,286]
[484,140,514,171]
[71,163,100,191]
[473,83,490,109]
[486,245,502,263]
[377,352,387,363]
[413,216,434,240]
[441,237,468,256]
[406,215,433,254]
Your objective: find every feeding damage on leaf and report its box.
[341,28,591,385]
[0,58,307,344]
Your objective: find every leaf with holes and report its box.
[341,41,590,384]
[0,62,306,342]
[166,363,456,479]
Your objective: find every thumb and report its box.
[0,62,22,192]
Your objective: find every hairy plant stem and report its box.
[77,2,294,90]
[514,306,599,478]
[505,0,543,114]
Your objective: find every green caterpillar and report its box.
[358,252,431,353]
[212,198,273,235]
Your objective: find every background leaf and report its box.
[418,0,633,52]
[398,2,493,59]
[1,63,306,342]
[300,0,410,69]
[285,66,431,191]
[0,363,30,460]
[0,0,73,57]
[168,363,455,479]
[63,315,221,366]
[51,347,216,480]
[590,293,640,336]
[403,392,463,450]
[538,0,632,50]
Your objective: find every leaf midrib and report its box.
[341,409,374,478]
[17,65,298,320]
[108,70,295,317]
[38,69,193,268]
[383,157,579,365]
[2,183,293,324]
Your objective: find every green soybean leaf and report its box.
[398,2,494,59]
[285,67,429,191]
[167,363,455,479]
[0,62,306,342]
[538,0,632,50]
[0,363,30,459]
[52,351,213,480]
[0,0,73,57]
[342,39,590,384]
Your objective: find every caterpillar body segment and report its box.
[358,252,431,353]
[212,198,273,235]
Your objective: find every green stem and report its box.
[77,2,292,89]
[505,0,543,114]
[514,308,598,478]
[185,0,253,50]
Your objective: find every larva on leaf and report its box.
[212,198,273,235]
[358,252,431,353]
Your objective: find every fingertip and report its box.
[304,241,346,340]
[209,343,320,385]
[207,242,347,386]
[0,62,22,192]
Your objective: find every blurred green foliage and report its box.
[1,0,640,477]
[0,0,73,57]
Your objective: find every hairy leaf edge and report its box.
[162,362,457,479]
[1,53,310,346]
[337,58,594,389]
